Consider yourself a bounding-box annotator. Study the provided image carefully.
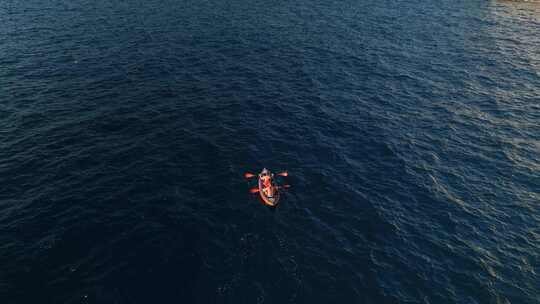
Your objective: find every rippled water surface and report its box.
[1,0,539,303]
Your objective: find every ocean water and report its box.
[1,0,539,303]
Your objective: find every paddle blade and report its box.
[249,187,259,194]
[244,172,256,179]
[277,171,288,177]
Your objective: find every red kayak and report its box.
[245,168,289,207]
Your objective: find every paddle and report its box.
[244,173,256,179]
[249,187,259,193]
[246,171,288,178]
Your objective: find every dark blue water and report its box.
[1,0,539,303]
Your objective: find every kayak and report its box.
[244,168,289,207]
[258,170,280,207]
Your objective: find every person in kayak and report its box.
[261,171,273,197]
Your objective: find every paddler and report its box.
[261,171,273,197]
